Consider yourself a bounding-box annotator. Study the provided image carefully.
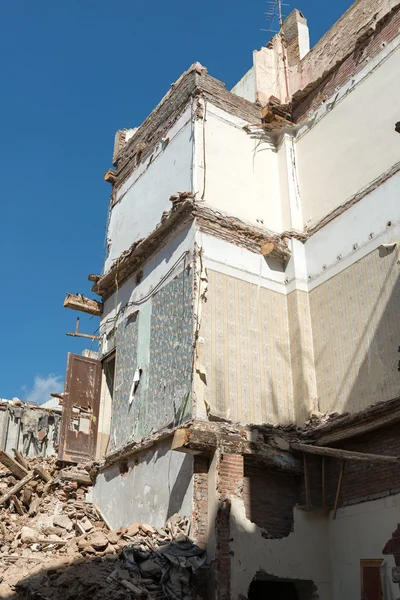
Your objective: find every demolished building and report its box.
[0,399,61,459]
[62,0,400,598]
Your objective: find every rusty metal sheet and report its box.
[58,353,101,463]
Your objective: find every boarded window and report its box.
[360,559,383,600]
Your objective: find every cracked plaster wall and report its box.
[230,497,332,600]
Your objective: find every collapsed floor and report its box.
[0,453,205,600]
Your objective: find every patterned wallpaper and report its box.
[109,312,139,449]
[199,269,294,425]
[109,266,194,450]
[198,248,400,425]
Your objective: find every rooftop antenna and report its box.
[261,0,291,103]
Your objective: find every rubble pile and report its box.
[0,452,205,599]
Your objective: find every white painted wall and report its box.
[304,168,400,291]
[329,494,400,600]
[101,223,196,339]
[105,105,193,272]
[93,439,193,529]
[196,102,282,233]
[196,230,286,294]
[231,67,256,103]
[230,498,332,599]
[231,44,289,105]
[296,40,400,227]
[229,493,400,600]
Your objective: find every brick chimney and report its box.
[282,9,310,65]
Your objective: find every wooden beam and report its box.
[60,470,92,486]
[33,465,51,483]
[172,426,302,473]
[171,428,205,455]
[313,402,400,446]
[0,472,34,507]
[333,460,345,519]
[12,449,29,471]
[104,169,117,184]
[63,294,102,317]
[10,495,24,516]
[0,450,29,480]
[291,442,400,465]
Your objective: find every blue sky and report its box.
[0,0,353,403]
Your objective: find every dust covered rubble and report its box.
[0,453,205,599]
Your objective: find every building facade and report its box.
[63,0,400,598]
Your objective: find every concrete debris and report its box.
[0,452,205,599]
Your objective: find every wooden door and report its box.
[58,353,101,463]
[361,559,383,600]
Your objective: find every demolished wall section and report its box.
[290,0,400,104]
[108,265,195,451]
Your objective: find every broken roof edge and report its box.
[291,0,400,115]
[303,396,400,446]
[101,418,302,474]
[111,64,262,189]
[97,398,400,471]
[93,198,291,299]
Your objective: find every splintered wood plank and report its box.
[33,466,51,483]
[12,449,29,471]
[0,473,34,507]
[0,450,29,480]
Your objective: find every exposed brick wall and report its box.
[218,454,244,499]
[298,424,400,511]
[293,7,400,120]
[215,454,244,600]
[192,456,209,549]
[243,462,300,538]
[324,424,400,509]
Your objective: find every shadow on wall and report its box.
[166,453,193,519]
[311,247,400,416]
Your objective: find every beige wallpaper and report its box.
[310,248,400,415]
[197,248,400,425]
[199,269,295,425]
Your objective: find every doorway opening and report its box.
[104,353,116,402]
[248,573,319,600]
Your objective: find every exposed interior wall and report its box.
[329,494,400,600]
[107,265,194,451]
[198,267,295,425]
[309,247,400,415]
[93,437,194,530]
[105,105,193,272]
[295,42,400,228]
[195,149,400,422]
[290,0,399,98]
[231,42,290,105]
[304,169,400,415]
[230,498,332,600]
[287,289,318,419]
[1,406,60,457]
[195,102,282,233]
[243,462,299,538]
[231,67,256,103]
[96,356,114,459]
[322,425,400,511]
